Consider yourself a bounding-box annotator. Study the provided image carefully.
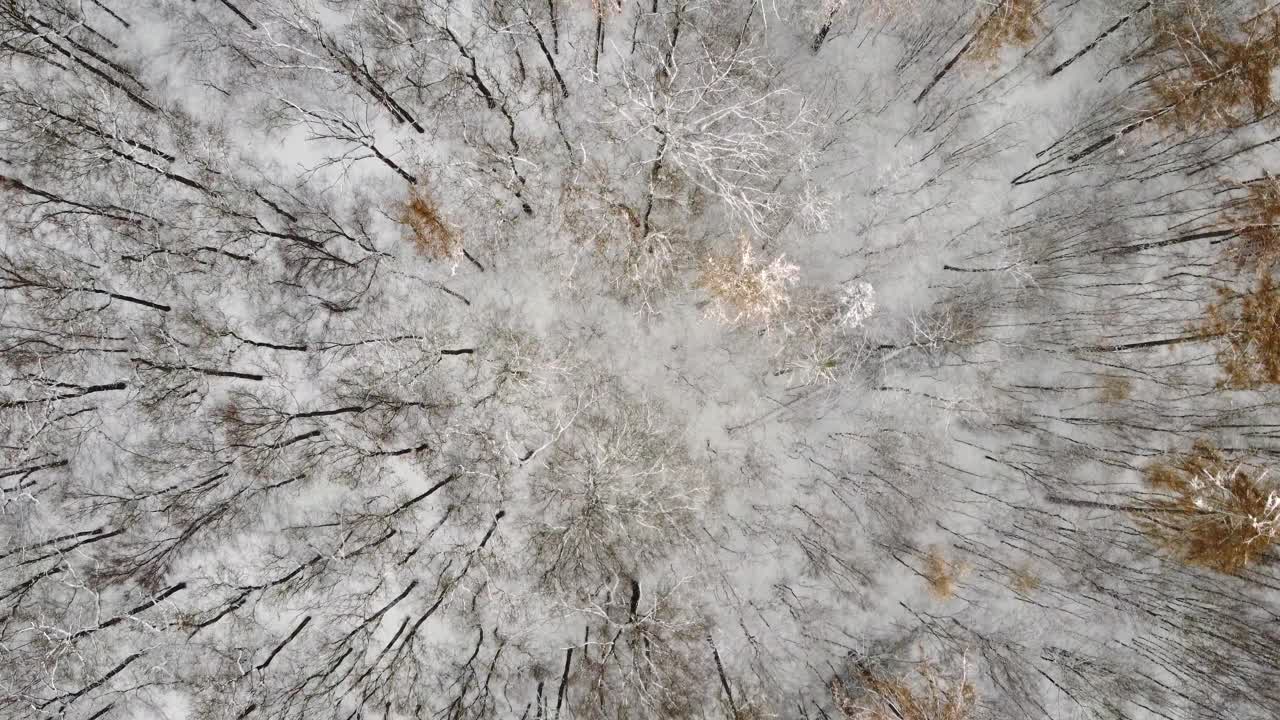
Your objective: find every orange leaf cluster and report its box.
[1148,15,1280,130]
[969,0,1044,64]
[1137,441,1279,573]
[697,238,799,327]
[923,546,968,600]
[1221,176,1280,271]
[401,186,461,260]
[1204,273,1280,387]
[833,658,977,720]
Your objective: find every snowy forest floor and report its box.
[2,1,1279,720]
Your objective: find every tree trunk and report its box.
[546,0,559,53]
[1049,2,1150,77]
[1086,333,1213,352]
[812,11,834,54]
[915,7,1001,104]
[530,21,569,97]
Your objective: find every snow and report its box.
[2,1,1278,719]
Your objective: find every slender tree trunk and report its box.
[1087,333,1214,352]
[252,616,312,674]
[327,43,425,132]
[1049,2,1150,77]
[553,645,573,718]
[444,28,497,109]
[34,32,158,112]
[216,0,258,29]
[529,21,569,97]
[1108,228,1236,255]
[0,174,152,224]
[915,7,1001,104]
[1045,495,1156,513]
[37,104,175,160]
[593,10,605,75]
[707,634,738,716]
[1191,131,1280,175]
[812,10,835,54]
[546,0,560,53]
[368,142,418,184]
[660,2,683,76]
[89,0,130,27]
[640,131,667,239]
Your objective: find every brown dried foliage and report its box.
[969,0,1044,64]
[401,186,461,259]
[1203,273,1280,387]
[1148,13,1280,130]
[1135,440,1279,574]
[922,546,968,599]
[832,658,977,720]
[1008,566,1040,593]
[1221,176,1280,271]
[1098,375,1133,403]
[697,239,798,327]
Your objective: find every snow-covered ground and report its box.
[2,1,1278,719]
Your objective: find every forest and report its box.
[1,0,1279,718]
